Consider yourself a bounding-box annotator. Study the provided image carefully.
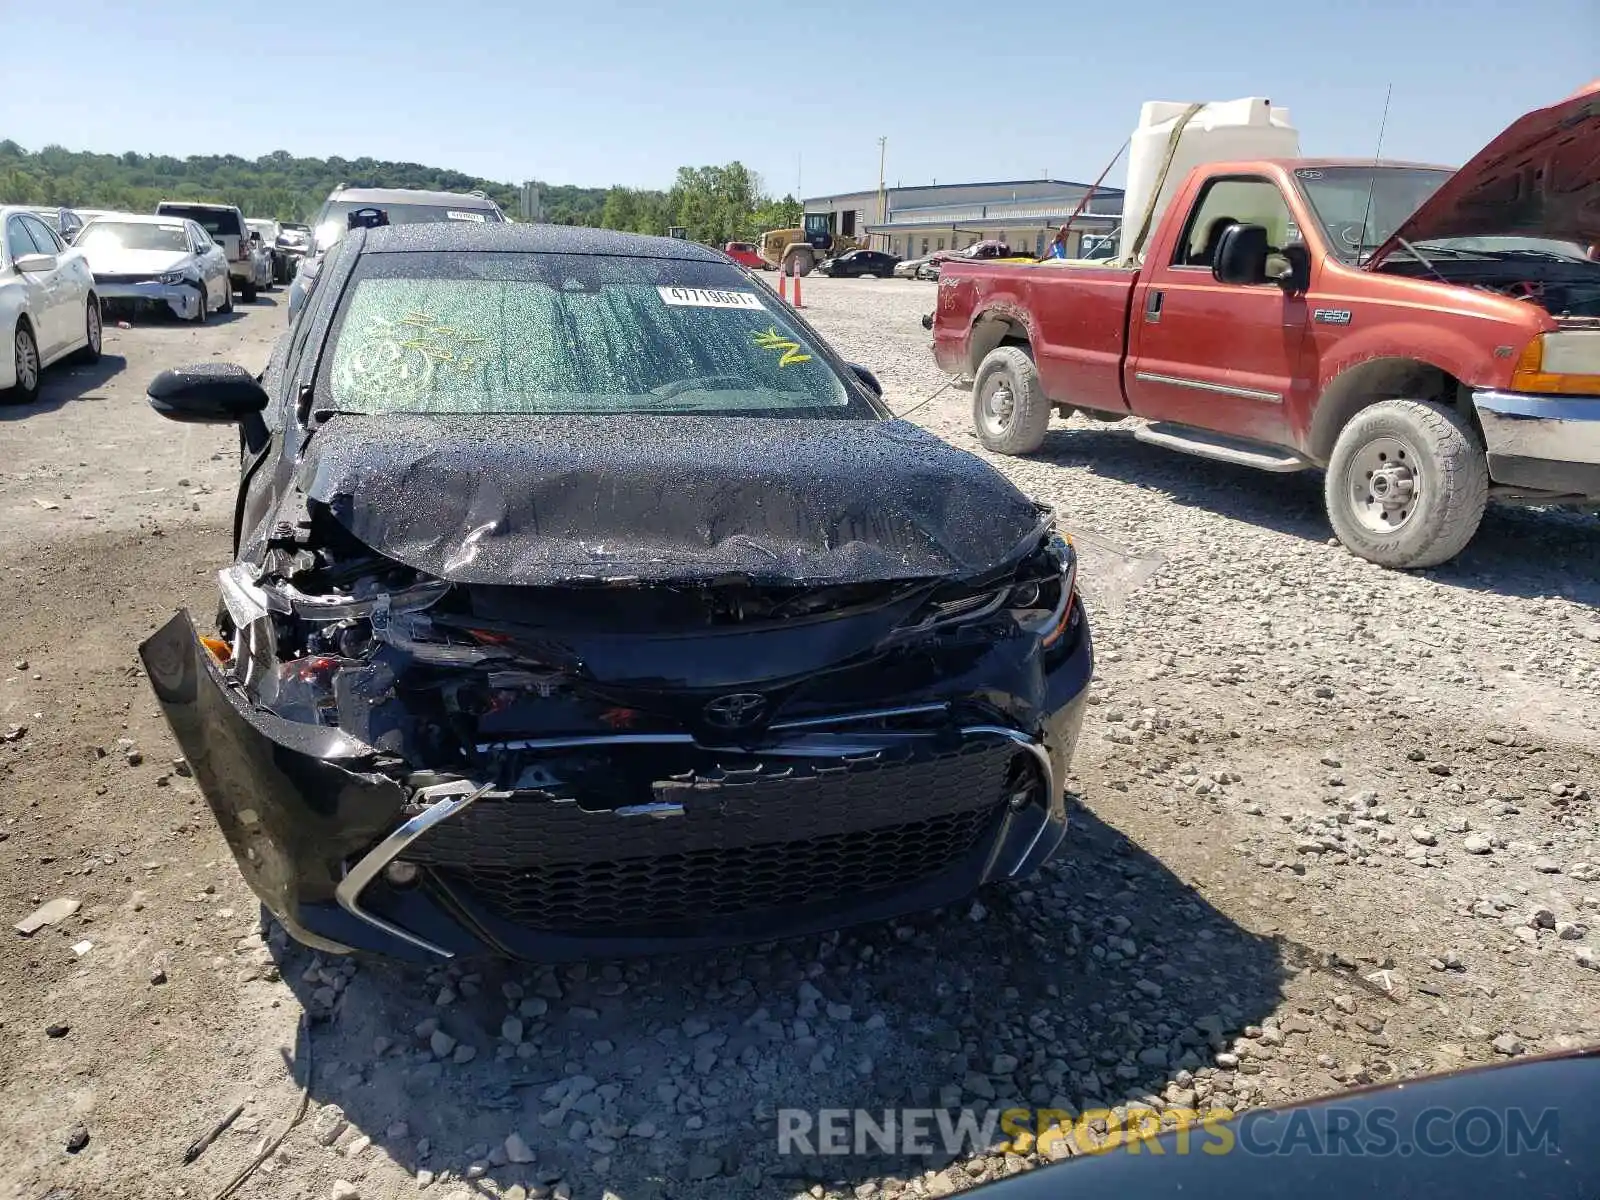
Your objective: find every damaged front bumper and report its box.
[96,278,204,321]
[140,591,1092,962]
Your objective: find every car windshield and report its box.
[247,221,276,237]
[78,221,190,253]
[158,206,241,236]
[314,201,503,251]
[1293,166,1454,262]
[320,251,872,419]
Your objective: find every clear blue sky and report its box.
[3,0,1594,198]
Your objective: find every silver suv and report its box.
[287,185,507,322]
[154,201,258,302]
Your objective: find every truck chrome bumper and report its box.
[1472,389,1600,498]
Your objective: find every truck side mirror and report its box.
[1212,224,1270,285]
[1272,243,1313,294]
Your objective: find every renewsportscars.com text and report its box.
[777,1105,1560,1159]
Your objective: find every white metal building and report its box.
[803,179,1124,260]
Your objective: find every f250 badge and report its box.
[1313,308,1353,326]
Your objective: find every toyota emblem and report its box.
[703,693,768,729]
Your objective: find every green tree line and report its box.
[0,142,803,244]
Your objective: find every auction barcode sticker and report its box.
[656,286,765,310]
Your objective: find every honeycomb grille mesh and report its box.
[407,739,1021,933]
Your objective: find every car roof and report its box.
[156,200,243,212]
[84,212,196,226]
[328,186,502,208]
[357,222,726,261]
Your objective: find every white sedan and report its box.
[1,206,101,403]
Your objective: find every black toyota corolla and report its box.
[139,223,1093,963]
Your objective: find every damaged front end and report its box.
[142,503,1091,962]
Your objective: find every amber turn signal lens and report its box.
[1509,336,1600,396]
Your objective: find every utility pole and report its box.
[877,136,887,248]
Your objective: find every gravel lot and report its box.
[2,275,1597,1200]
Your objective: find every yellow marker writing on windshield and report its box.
[753,326,812,367]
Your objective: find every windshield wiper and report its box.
[1401,242,1480,259]
[1410,243,1586,264]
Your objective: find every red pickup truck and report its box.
[932,83,1600,570]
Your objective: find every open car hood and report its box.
[1370,79,1600,262]
[296,413,1050,587]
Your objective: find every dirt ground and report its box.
[1,277,1596,1200]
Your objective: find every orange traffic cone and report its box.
[792,265,804,308]
[779,263,788,303]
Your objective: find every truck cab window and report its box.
[1173,178,1293,268]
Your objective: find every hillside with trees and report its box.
[0,142,802,244]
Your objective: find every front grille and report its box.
[406,738,1021,934]
[435,806,996,931]
[95,273,156,285]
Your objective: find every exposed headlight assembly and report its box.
[886,533,1078,649]
[1009,535,1077,647]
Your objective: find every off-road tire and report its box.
[782,249,814,278]
[972,345,1054,455]
[1324,398,1488,570]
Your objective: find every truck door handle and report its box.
[1145,290,1163,323]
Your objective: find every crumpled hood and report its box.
[84,247,192,276]
[1371,79,1600,260]
[296,413,1050,586]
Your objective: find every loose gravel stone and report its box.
[312,1105,347,1147]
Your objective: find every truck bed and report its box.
[932,259,1141,415]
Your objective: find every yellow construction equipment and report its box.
[758,213,866,276]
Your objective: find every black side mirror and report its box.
[1271,243,1313,293]
[147,363,269,424]
[847,362,883,398]
[1212,223,1270,285]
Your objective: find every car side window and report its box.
[1171,177,1293,269]
[19,215,63,254]
[5,217,35,262]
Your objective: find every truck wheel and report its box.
[1324,399,1488,570]
[972,346,1052,455]
[782,249,814,277]
[241,279,257,303]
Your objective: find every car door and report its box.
[23,216,88,353]
[189,224,224,307]
[184,223,210,305]
[1124,175,1310,448]
[7,215,65,356]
